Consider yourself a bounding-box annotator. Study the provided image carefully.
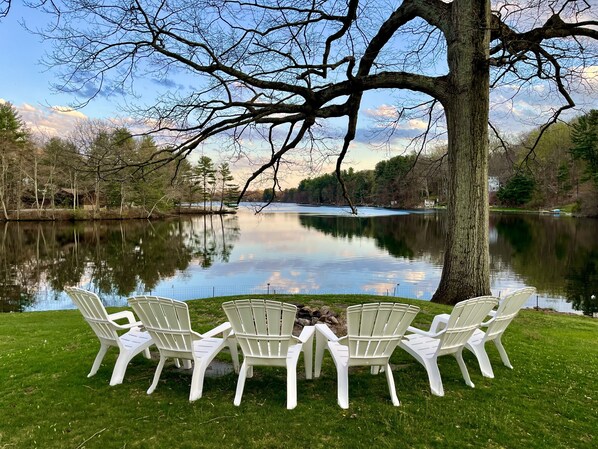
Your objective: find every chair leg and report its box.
[370,365,386,374]
[147,355,167,395]
[227,338,240,374]
[189,359,209,402]
[88,343,110,378]
[423,357,445,397]
[286,359,299,410]
[143,348,151,359]
[384,363,400,406]
[234,361,249,406]
[494,338,513,369]
[455,349,475,388]
[110,349,134,386]
[302,338,314,380]
[336,362,350,409]
[314,331,328,378]
[469,342,495,378]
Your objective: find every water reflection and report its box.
[299,211,598,313]
[0,216,240,312]
[1,206,596,314]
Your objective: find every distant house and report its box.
[424,199,436,209]
[488,176,500,192]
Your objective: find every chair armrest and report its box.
[406,325,445,338]
[201,321,233,339]
[108,310,138,325]
[429,313,450,333]
[297,325,316,344]
[314,323,340,342]
[480,316,496,328]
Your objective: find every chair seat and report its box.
[401,334,441,359]
[328,342,349,366]
[467,328,486,346]
[119,330,153,351]
[192,337,226,359]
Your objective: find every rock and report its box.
[296,318,311,327]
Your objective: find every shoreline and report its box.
[0,207,236,222]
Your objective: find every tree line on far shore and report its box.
[0,102,240,219]
[267,110,598,216]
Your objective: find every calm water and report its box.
[1,203,596,313]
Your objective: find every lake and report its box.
[1,203,596,313]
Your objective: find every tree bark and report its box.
[432,0,492,304]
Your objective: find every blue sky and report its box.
[2,3,597,187]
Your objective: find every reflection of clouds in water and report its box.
[265,271,320,294]
[360,283,398,295]
[405,271,426,282]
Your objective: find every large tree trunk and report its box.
[432,0,492,305]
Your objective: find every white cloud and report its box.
[407,119,428,130]
[51,106,87,119]
[582,65,598,89]
[8,102,88,138]
[364,104,398,120]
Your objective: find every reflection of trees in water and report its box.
[300,212,598,310]
[0,222,64,312]
[185,215,240,268]
[0,215,240,310]
[565,249,598,315]
[299,213,446,260]
[490,215,598,305]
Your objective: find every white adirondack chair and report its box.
[466,287,536,377]
[314,302,420,409]
[399,296,499,396]
[128,296,239,402]
[221,299,315,410]
[65,287,153,386]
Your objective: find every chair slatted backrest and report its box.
[222,299,296,359]
[65,287,119,343]
[438,296,500,356]
[484,287,536,341]
[129,296,193,354]
[346,303,420,359]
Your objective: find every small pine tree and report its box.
[497,172,535,206]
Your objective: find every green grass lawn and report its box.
[1,295,596,449]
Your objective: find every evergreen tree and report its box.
[194,156,216,210]
[0,102,29,218]
[217,162,239,211]
[571,110,598,188]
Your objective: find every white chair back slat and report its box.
[485,287,535,340]
[222,299,297,359]
[129,296,193,353]
[65,287,120,342]
[347,303,420,359]
[438,296,499,354]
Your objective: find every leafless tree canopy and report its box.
[0,0,10,19]
[37,1,595,195]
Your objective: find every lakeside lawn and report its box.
[1,295,596,449]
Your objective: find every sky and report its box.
[1,2,598,188]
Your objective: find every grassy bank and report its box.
[1,295,596,449]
